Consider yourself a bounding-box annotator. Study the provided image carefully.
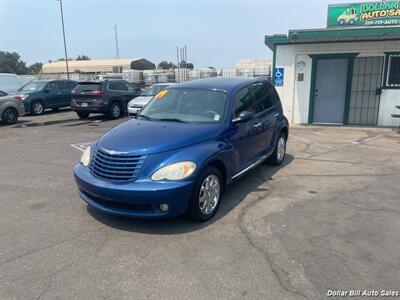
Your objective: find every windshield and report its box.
[139,88,227,123]
[141,85,170,97]
[19,81,47,92]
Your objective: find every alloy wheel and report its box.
[112,104,121,118]
[4,108,17,124]
[199,174,221,215]
[33,102,44,114]
[277,136,286,162]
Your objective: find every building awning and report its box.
[265,26,400,50]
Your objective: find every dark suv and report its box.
[17,80,77,115]
[71,80,141,119]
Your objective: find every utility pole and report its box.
[57,0,69,79]
[114,25,120,59]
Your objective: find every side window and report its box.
[58,81,69,90]
[234,86,254,117]
[125,82,137,92]
[66,81,77,90]
[108,82,127,91]
[267,82,281,106]
[47,81,59,91]
[251,82,273,111]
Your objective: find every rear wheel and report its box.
[31,101,44,115]
[266,132,287,166]
[76,111,90,119]
[187,166,222,221]
[109,102,122,119]
[2,107,18,124]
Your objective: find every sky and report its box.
[0,0,375,68]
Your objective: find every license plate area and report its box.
[81,103,88,107]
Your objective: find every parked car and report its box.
[16,80,77,115]
[74,77,289,221]
[0,90,25,125]
[127,83,174,116]
[71,80,141,119]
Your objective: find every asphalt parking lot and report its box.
[0,110,399,299]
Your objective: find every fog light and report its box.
[159,204,169,212]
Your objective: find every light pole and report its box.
[57,0,70,79]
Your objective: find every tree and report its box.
[76,55,90,61]
[158,61,177,70]
[28,63,43,75]
[0,51,28,74]
[179,60,194,70]
[57,57,73,61]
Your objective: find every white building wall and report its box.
[274,40,400,126]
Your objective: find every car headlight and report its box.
[151,161,196,181]
[80,146,91,167]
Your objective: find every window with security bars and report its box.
[386,54,400,87]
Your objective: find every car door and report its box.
[108,81,126,104]
[57,81,71,107]
[44,81,62,108]
[230,85,262,169]
[124,82,140,101]
[249,81,278,154]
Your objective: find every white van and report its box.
[0,73,29,92]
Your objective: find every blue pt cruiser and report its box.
[74,77,289,221]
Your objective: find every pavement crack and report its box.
[237,192,311,300]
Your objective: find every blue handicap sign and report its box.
[274,67,284,87]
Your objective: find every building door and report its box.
[313,58,348,124]
[348,57,383,125]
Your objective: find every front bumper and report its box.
[74,164,195,218]
[127,106,142,115]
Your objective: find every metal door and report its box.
[348,57,383,125]
[313,59,349,124]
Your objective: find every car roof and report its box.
[77,79,125,84]
[170,77,261,93]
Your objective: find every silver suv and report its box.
[0,90,25,125]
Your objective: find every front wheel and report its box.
[31,101,44,115]
[187,166,222,221]
[2,107,18,124]
[266,132,287,166]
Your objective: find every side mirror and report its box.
[232,111,254,125]
[43,88,50,93]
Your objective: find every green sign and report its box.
[328,1,400,27]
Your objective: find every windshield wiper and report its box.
[156,118,189,123]
[137,115,152,121]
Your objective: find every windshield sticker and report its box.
[154,90,168,99]
[214,114,221,121]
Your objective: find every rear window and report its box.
[74,83,103,93]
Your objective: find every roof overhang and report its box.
[265,26,400,51]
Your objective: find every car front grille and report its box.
[90,147,147,182]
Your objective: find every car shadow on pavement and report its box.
[87,154,294,234]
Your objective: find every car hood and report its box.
[97,119,224,155]
[128,96,153,106]
[8,91,36,96]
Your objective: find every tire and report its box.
[76,112,90,119]
[109,102,122,119]
[187,166,223,221]
[349,19,355,25]
[1,107,18,125]
[339,19,345,25]
[31,101,44,115]
[266,131,287,166]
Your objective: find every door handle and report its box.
[273,113,279,117]
[253,122,262,128]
